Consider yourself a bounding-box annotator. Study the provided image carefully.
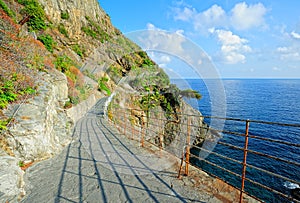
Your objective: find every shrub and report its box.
[37,34,54,53]
[98,77,111,96]
[180,89,202,99]
[61,11,69,20]
[58,24,68,37]
[72,44,84,58]
[82,26,97,38]
[54,55,73,72]
[18,0,47,31]
[82,16,111,42]
[0,119,8,131]
[0,0,15,17]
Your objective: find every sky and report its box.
[99,0,300,78]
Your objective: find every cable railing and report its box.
[108,107,300,203]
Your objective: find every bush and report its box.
[58,24,68,37]
[82,16,111,42]
[180,89,202,99]
[82,26,97,38]
[72,44,84,58]
[37,34,54,53]
[98,77,111,96]
[54,55,73,72]
[18,0,47,31]
[0,80,17,109]
[61,11,69,20]
[0,0,15,17]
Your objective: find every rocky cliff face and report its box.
[0,0,207,201]
[39,0,112,39]
[5,70,70,160]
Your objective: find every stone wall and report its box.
[66,91,102,124]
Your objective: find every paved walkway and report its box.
[21,98,209,203]
[21,98,258,203]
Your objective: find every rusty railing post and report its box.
[185,117,191,176]
[159,111,163,150]
[141,125,145,147]
[239,120,250,203]
[131,111,134,140]
[177,149,185,179]
[124,109,126,135]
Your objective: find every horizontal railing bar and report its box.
[189,153,242,178]
[218,141,244,151]
[112,107,300,203]
[247,149,300,167]
[187,159,265,203]
[116,107,300,127]
[191,144,243,165]
[249,134,300,147]
[246,163,300,186]
[127,109,299,148]
[244,177,300,203]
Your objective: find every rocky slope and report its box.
[0,0,212,201]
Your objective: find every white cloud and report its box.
[194,5,227,31]
[291,31,300,40]
[277,46,300,61]
[172,2,267,32]
[143,23,186,54]
[173,7,196,21]
[230,2,267,30]
[149,53,171,67]
[212,29,252,64]
[272,66,281,71]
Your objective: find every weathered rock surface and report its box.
[5,70,70,160]
[38,0,114,40]
[0,149,24,202]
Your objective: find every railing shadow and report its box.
[54,99,204,203]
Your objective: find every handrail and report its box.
[108,107,300,203]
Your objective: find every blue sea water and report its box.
[173,79,300,202]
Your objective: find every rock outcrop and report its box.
[0,0,211,201]
[4,70,70,160]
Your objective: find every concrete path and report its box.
[21,98,215,203]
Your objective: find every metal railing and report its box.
[108,107,300,203]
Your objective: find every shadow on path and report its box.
[22,98,205,203]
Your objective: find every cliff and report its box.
[0,0,209,201]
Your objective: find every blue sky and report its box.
[99,0,300,78]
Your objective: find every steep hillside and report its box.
[0,0,205,201]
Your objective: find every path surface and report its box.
[21,98,259,203]
[21,98,212,203]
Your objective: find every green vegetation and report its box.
[139,85,176,121]
[37,34,54,53]
[0,73,35,131]
[18,161,24,167]
[107,65,122,82]
[0,74,35,110]
[142,58,154,67]
[98,77,111,96]
[81,16,110,42]
[82,69,97,81]
[54,55,73,72]
[18,0,47,31]
[58,24,68,37]
[82,26,97,38]
[180,89,202,99]
[0,119,8,131]
[72,44,84,58]
[60,11,69,20]
[0,0,15,17]
[0,81,17,109]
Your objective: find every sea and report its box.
[172,79,300,202]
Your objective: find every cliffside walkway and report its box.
[21,98,229,203]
